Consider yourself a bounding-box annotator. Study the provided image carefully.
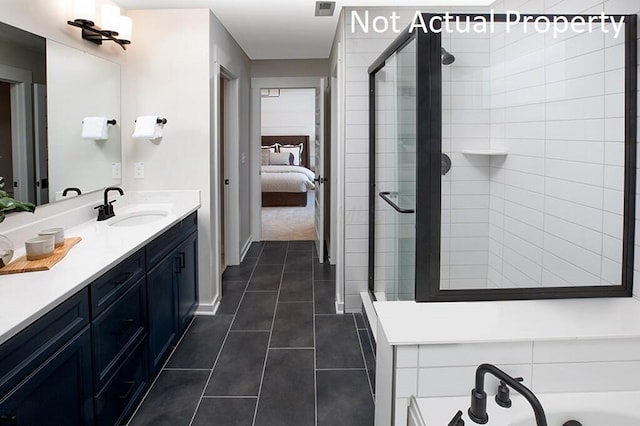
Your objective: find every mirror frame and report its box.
[368,13,638,302]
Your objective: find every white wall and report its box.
[261,88,316,168]
[124,8,213,307]
[251,59,329,78]
[123,8,251,313]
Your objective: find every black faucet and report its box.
[468,364,547,426]
[95,187,124,221]
[62,187,82,196]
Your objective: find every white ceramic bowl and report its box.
[25,236,55,261]
[38,227,65,247]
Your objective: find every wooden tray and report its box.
[0,237,82,275]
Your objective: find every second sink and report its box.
[108,211,169,227]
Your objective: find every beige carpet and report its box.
[261,191,315,240]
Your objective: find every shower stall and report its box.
[368,13,638,302]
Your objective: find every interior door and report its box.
[33,83,48,205]
[314,78,325,262]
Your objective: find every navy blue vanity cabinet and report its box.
[89,249,149,425]
[176,232,198,333]
[146,211,198,376]
[0,289,94,425]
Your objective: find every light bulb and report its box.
[73,0,95,23]
[101,4,120,33]
[118,16,132,41]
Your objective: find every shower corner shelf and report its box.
[461,149,508,156]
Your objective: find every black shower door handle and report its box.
[378,192,415,214]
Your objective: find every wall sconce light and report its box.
[67,0,132,50]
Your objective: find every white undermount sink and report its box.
[108,210,169,227]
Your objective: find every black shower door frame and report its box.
[368,12,637,302]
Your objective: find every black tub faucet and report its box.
[468,363,547,426]
[95,187,124,221]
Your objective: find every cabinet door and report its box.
[146,256,178,375]
[0,327,93,426]
[176,232,198,333]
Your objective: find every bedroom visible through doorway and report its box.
[260,88,316,240]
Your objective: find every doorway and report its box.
[260,87,316,241]
[251,77,330,261]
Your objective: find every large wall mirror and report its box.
[0,20,121,207]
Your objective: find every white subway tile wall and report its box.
[393,337,640,425]
[341,1,640,308]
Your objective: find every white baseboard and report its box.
[195,299,220,315]
[240,238,252,263]
[334,300,344,314]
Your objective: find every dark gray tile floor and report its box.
[128,241,375,425]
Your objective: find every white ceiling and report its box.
[114,0,493,60]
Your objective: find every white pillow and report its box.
[269,151,292,165]
[280,144,303,166]
[261,149,270,165]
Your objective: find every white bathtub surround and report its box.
[373,298,640,425]
[413,390,640,426]
[0,190,200,345]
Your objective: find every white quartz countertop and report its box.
[374,297,640,345]
[0,190,201,345]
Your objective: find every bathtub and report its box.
[409,390,640,425]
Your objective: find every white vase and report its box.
[0,234,14,267]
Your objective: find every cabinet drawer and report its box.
[92,278,146,388]
[0,288,89,397]
[146,211,197,267]
[94,339,148,426]
[90,249,145,318]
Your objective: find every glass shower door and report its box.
[372,38,417,301]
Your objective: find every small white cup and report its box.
[38,228,65,247]
[25,236,55,261]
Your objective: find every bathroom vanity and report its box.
[0,190,200,425]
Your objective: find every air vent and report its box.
[315,1,335,17]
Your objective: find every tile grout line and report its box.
[251,241,288,426]
[187,244,263,426]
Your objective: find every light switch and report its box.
[111,162,121,179]
[134,162,145,179]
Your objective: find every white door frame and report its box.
[203,45,240,315]
[0,64,35,203]
[250,76,325,242]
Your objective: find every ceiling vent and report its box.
[315,1,336,17]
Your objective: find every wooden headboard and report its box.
[261,135,311,168]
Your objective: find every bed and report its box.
[261,135,315,207]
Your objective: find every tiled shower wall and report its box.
[341,1,640,308]
[441,31,492,290]
[486,0,635,288]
